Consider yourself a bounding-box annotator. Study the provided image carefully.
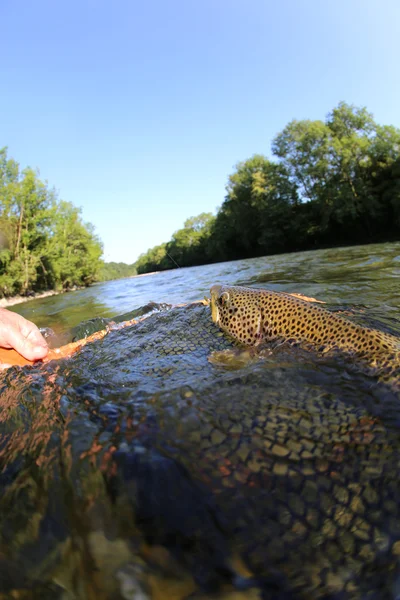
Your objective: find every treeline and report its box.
[0,147,107,298]
[97,261,137,282]
[135,102,400,274]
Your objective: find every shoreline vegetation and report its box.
[1,102,399,300]
[135,102,400,274]
[0,270,161,307]
[0,287,80,308]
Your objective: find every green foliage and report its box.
[136,102,400,274]
[3,101,400,290]
[0,147,104,297]
[46,201,103,289]
[165,212,215,268]
[97,261,137,281]
[135,214,216,274]
[271,102,400,244]
[208,156,298,260]
[135,243,169,274]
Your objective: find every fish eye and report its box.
[218,292,230,306]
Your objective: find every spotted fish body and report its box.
[210,284,400,367]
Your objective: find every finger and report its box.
[10,322,49,361]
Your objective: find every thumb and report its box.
[12,325,49,361]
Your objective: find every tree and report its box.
[272,102,400,243]
[208,155,298,259]
[0,147,140,296]
[0,153,56,294]
[47,201,103,289]
[135,243,169,274]
[166,212,215,267]
[97,261,137,282]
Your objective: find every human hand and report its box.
[0,308,49,360]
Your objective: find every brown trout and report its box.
[210,284,400,370]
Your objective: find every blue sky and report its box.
[1,0,400,263]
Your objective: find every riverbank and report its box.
[0,273,160,308]
[0,287,82,308]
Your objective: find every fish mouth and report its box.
[210,285,222,325]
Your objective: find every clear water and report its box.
[2,241,400,600]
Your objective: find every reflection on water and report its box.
[1,242,400,599]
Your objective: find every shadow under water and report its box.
[0,303,400,599]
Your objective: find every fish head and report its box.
[210,284,263,345]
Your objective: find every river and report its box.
[2,241,400,600]
[11,241,400,336]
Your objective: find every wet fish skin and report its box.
[210,284,400,368]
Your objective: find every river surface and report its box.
[2,241,400,600]
[11,242,400,335]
